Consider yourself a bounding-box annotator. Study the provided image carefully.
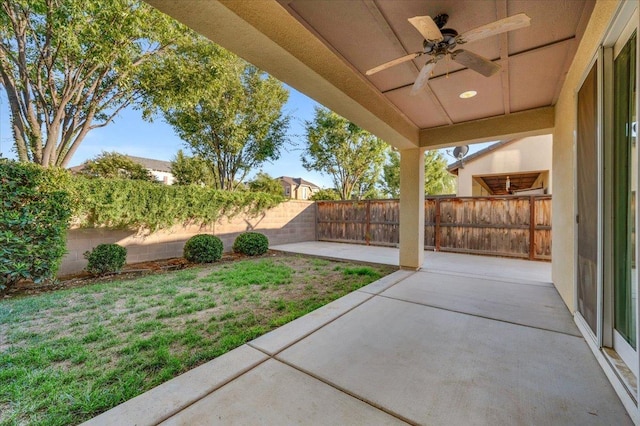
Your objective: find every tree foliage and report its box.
[68,176,283,230]
[310,188,341,201]
[424,150,456,195]
[78,152,153,181]
[380,149,456,198]
[302,108,387,200]
[0,0,190,167]
[143,38,290,191]
[170,150,215,186]
[248,172,282,197]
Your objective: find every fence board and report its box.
[317,196,552,260]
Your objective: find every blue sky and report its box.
[0,85,492,189]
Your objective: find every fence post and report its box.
[365,200,371,245]
[315,201,319,242]
[435,198,441,251]
[529,196,536,260]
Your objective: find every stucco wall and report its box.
[60,200,316,276]
[552,0,620,311]
[457,135,553,196]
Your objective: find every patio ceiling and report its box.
[145,0,594,150]
[475,171,542,195]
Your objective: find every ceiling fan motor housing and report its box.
[423,28,458,54]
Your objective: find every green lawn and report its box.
[0,254,396,426]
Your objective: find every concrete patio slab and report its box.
[84,345,268,426]
[271,241,552,284]
[160,359,406,425]
[382,270,580,336]
[421,250,552,284]
[272,241,399,266]
[279,296,632,425]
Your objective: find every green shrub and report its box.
[183,234,223,263]
[233,232,269,256]
[84,244,127,275]
[0,160,72,296]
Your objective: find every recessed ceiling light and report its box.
[459,90,477,99]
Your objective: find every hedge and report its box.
[67,177,283,230]
[0,160,72,294]
[2,165,283,231]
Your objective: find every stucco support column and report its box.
[399,147,426,269]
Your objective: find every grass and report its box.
[0,254,396,426]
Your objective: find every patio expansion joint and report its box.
[153,354,272,425]
[417,268,554,288]
[272,355,417,426]
[357,270,418,295]
[377,293,585,339]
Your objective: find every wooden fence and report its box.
[315,195,552,261]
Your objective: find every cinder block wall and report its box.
[60,200,316,276]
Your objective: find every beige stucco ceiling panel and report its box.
[507,0,593,53]
[428,69,504,124]
[385,87,450,129]
[284,0,416,92]
[509,41,572,112]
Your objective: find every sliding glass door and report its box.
[612,31,637,372]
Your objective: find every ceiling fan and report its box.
[366,13,531,95]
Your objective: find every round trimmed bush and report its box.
[233,232,269,256]
[183,234,223,263]
[84,244,127,276]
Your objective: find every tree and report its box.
[142,39,290,191]
[170,150,215,186]
[380,149,456,198]
[379,149,401,198]
[248,172,283,197]
[310,188,341,201]
[424,150,456,195]
[0,0,188,167]
[302,108,387,200]
[78,152,153,181]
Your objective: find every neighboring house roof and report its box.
[68,155,172,173]
[447,139,519,175]
[278,176,320,190]
[125,155,172,172]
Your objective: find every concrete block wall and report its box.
[60,200,316,276]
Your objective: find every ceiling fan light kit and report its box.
[459,90,477,99]
[366,12,531,95]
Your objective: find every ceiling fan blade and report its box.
[452,49,501,77]
[457,13,530,44]
[410,60,437,96]
[366,52,423,75]
[408,16,444,42]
